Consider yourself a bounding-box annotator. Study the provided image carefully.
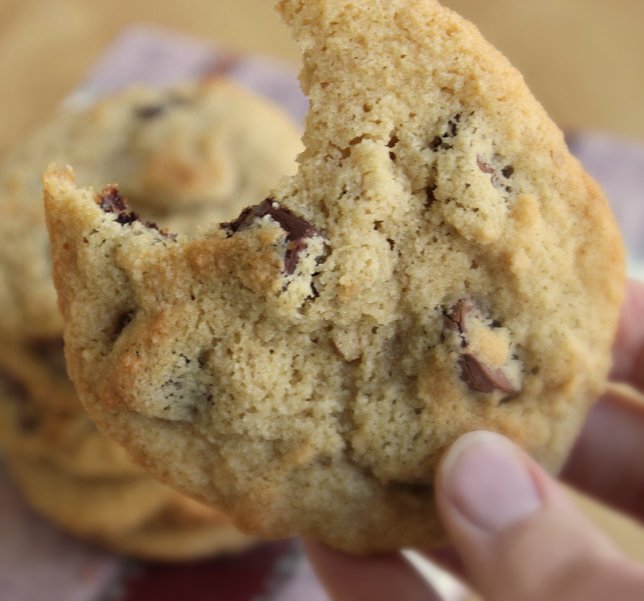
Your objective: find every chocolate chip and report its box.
[430,136,443,151]
[136,104,165,120]
[444,299,518,396]
[115,211,140,226]
[98,185,128,213]
[222,198,324,275]
[459,354,516,395]
[430,114,461,150]
[444,299,473,345]
[97,186,174,238]
[97,185,140,224]
[502,165,515,178]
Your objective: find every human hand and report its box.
[305,280,644,600]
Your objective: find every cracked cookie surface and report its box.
[45,0,624,553]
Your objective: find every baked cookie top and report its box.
[0,79,301,340]
[45,0,624,553]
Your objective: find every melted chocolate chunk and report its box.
[98,185,128,213]
[222,198,324,275]
[444,299,518,396]
[97,186,174,238]
[459,354,516,395]
[444,299,473,346]
[98,186,139,224]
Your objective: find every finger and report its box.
[562,385,644,522]
[436,431,644,601]
[303,541,445,601]
[612,279,644,390]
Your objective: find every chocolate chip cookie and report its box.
[45,0,625,553]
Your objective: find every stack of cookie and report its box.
[0,80,302,559]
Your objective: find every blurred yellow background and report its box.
[0,0,643,588]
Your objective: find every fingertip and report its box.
[437,431,542,535]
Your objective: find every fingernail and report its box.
[440,431,542,533]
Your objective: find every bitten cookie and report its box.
[45,0,625,554]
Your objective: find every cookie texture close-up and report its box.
[45,0,625,554]
[0,78,300,559]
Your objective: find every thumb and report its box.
[436,431,644,601]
